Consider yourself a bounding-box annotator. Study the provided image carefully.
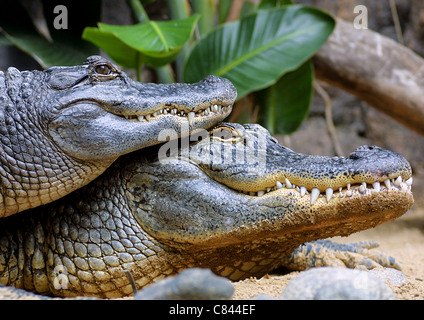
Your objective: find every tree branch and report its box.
[314,18,424,136]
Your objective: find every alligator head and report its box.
[126,123,413,281]
[0,56,236,217]
[0,123,413,298]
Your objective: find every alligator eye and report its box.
[211,126,243,143]
[95,64,112,75]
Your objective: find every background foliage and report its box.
[0,0,334,136]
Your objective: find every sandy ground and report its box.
[232,204,424,300]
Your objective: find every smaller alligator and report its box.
[0,123,413,298]
[0,56,236,218]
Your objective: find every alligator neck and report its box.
[0,68,109,217]
[0,212,51,295]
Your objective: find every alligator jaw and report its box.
[129,123,414,251]
[130,158,413,247]
[49,72,236,162]
[119,103,233,126]
[235,175,413,205]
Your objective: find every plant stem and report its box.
[265,97,276,136]
[136,52,143,81]
[191,0,216,36]
[127,0,150,23]
[156,65,175,84]
[167,0,191,20]
[166,0,192,81]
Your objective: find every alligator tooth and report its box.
[310,188,320,204]
[276,181,283,189]
[405,177,413,186]
[359,182,366,193]
[300,186,307,197]
[137,115,144,122]
[153,111,160,117]
[171,108,177,115]
[163,109,168,115]
[212,105,218,112]
[346,190,352,197]
[257,190,265,197]
[325,188,333,202]
[285,178,293,189]
[266,187,272,192]
[372,181,381,192]
[347,183,351,190]
[145,114,151,121]
[384,179,391,189]
[187,112,195,125]
[393,176,402,186]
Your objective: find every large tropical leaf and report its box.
[82,28,139,69]
[3,31,97,68]
[256,60,314,135]
[0,0,100,68]
[183,5,334,99]
[82,15,199,68]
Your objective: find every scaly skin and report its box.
[0,56,236,217]
[0,123,413,298]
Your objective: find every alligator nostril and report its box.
[204,75,222,83]
[354,145,378,152]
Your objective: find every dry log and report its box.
[314,18,424,136]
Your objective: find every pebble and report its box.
[279,267,396,300]
[135,268,234,300]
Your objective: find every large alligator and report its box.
[0,123,413,298]
[0,56,236,218]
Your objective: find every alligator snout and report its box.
[198,75,238,105]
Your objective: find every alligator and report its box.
[0,122,413,298]
[0,56,236,218]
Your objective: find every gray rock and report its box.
[135,268,234,300]
[280,267,396,300]
[369,268,408,287]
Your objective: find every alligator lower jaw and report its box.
[121,104,233,125]
[237,176,413,205]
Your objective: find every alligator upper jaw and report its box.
[185,123,413,205]
[56,74,237,126]
[225,173,413,205]
[117,102,233,126]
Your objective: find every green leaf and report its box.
[258,0,293,9]
[191,0,216,36]
[256,60,314,135]
[82,27,138,69]
[183,6,334,99]
[4,31,97,68]
[0,0,100,68]
[218,0,232,24]
[83,15,199,68]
